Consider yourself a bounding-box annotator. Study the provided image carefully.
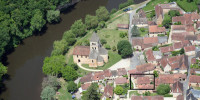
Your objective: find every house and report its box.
[153,50,162,60]
[73,32,108,67]
[171,25,186,33]
[172,81,183,97]
[157,36,168,45]
[160,55,188,73]
[137,84,154,90]
[136,63,155,74]
[148,25,166,37]
[185,34,200,45]
[160,46,174,55]
[155,3,184,25]
[145,49,156,65]
[131,95,164,100]
[132,37,158,51]
[111,70,118,79]
[117,24,129,30]
[80,73,92,83]
[136,76,150,85]
[189,75,200,87]
[103,69,112,79]
[80,83,91,93]
[176,95,184,100]
[184,45,196,56]
[132,9,148,28]
[171,33,186,42]
[114,77,128,85]
[92,71,105,82]
[117,68,127,76]
[156,74,186,86]
[101,85,113,100]
[187,88,200,100]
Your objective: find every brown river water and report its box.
[0,0,145,99]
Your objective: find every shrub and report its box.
[140,28,145,32]
[100,39,107,45]
[152,46,159,51]
[119,32,127,38]
[156,84,171,95]
[105,44,111,50]
[111,8,117,14]
[112,46,117,51]
[164,94,173,97]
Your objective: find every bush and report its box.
[119,32,127,38]
[140,28,145,32]
[105,44,111,50]
[112,46,117,51]
[100,39,107,45]
[119,0,134,9]
[164,94,173,97]
[67,81,77,93]
[152,46,159,51]
[114,85,124,95]
[111,8,117,14]
[156,84,171,95]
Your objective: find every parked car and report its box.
[123,8,133,12]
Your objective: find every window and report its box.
[77,55,78,57]
[95,47,96,50]
[92,60,93,63]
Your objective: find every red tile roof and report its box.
[143,37,158,44]
[184,45,195,52]
[160,46,174,53]
[190,75,200,83]
[92,71,105,81]
[117,68,127,76]
[177,95,184,100]
[103,69,112,77]
[191,58,197,64]
[145,49,156,62]
[73,46,90,56]
[115,77,127,84]
[137,76,150,84]
[117,24,129,29]
[81,83,91,90]
[103,85,113,98]
[138,84,154,89]
[171,33,186,41]
[131,96,143,100]
[131,96,164,100]
[80,73,92,83]
[172,25,186,31]
[149,25,166,33]
[173,81,183,93]
[172,16,185,24]
[156,74,186,85]
[136,63,155,72]
[173,42,183,49]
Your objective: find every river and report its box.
[0,0,148,99]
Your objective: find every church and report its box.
[73,32,108,67]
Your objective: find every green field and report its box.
[82,51,122,70]
[107,13,129,29]
[143,0,168,11]
[176,0,198,12]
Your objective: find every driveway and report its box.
[109,58,130,70]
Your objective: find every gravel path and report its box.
[77,63,103,72]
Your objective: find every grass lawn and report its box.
[194,86,200,90]
[107,13,129,29]
[143,0,168,11]
[139,28,148,37]
[98,29,128,48]
[176,0,198,12]
[129,91,141,98]
[82,51,122,70]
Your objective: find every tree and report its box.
[114,85,124,95]
[47,10,60,23]
[162,14,172,28]
[152,46,159,51]
[111,8,117,14]
[100,39,107,45]
[131,25,140,37]
[82,83,100,100]
[30,9,46,31]
[61,66,78,81]
[67,81,77,93]
[70,19,86,37]
[51,40,68,56]
[85,15,98,29]
[153,70,159,77]
[119,32,127,38]
[70,63,78,70]
[143,91,151,96]
[42,55,65,75]
[42,75,60,89]
[40,86,56,100]
[168,10,180,17]
[62,30,76,46]
[156,84,171,95]
[0,63,7,80]
[112,46,117,51]
[96,6,109,21]
[174,21,182,25]
[117,40,133,58]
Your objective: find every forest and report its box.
[0,0,70,61]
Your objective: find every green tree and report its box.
[119,32,127,38]
[47,10,60,23]
[143,91,151,96]
[70,63,78,70]
[67,81,77,93]
[96,6,109,21]
[62,30,76,46]
[85,15,98,29]
[174,21,182,25]
[30,9,46,31]
[61,66,78,81]
[100,39,107,45]
[153,70,159,77]
[40,86,56,100]
[168,10,180,17]
[111,8,117,14]
[42,55,65,75]
[131,25,140,37]
[42,75,60,89]
[82,83,100,100]
[0,63,7,80]
[117,40,133,58]
[112,46,117,51]
[51,40,68,56]
[152,46,159,51]
[114,85,124,95]
[156,84,171,95]
[70,19,86,37]
[162,14,172,28]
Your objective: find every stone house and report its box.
[148,25,166,37]
[184,45,196,56]
[136,63,156,74]
[114,77,128,86]
[172,81,183,97]
[80,83,91,93]
[145,49,157,65]
[73,33,108,67]
[189,75,200,87]
[185,34,200,46]
[132,9,148,28]
[101,85,113,100]
[171,25,186,33]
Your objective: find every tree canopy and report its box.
[62,30,76,46]
[0,63,7,80]
[42,55,65,75]
[47,10,60,23]
[40,86,56,100]
[131,25,140,37]
[70,19,87,37]
[156,84,171,95]
[85,14,98,29]
[96,6,109,21]
[114,85,124,95]
[82,83,100,100]
[117,40,133,58]
[61,66,78,81]
[51,40,68,56]
[67,81,77,93]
